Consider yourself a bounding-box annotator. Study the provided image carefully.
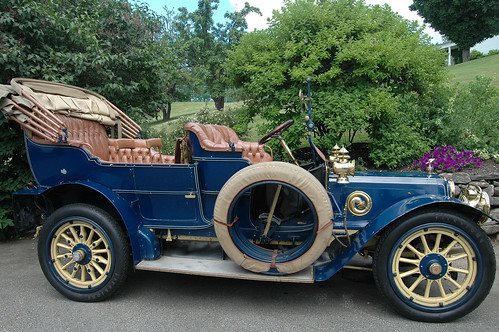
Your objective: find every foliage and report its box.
[470,50,485,60]
[0,0,171,118]
[171,0,260,109]
[412,146,482,172]
[431,77,499,159]
[0,118,31,239]
[410,0,499,61]
[0,0,175,234]
[227,0,446,167]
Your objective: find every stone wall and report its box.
[440,171,499,238]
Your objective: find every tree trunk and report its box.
[213,96,225,110]
[162,102,172,121]
[462,48,470,62]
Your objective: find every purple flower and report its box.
[413,146,482,172]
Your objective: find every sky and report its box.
[135,0,498,52]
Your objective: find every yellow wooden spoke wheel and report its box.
[38,204,130,301]
[51,221,112,289]
[373,211,495,323]
[391,227,477,308]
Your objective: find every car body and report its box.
[1,78,496,322]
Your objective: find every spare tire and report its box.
[213,162,333,274]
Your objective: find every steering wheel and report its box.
[258,119,294,144]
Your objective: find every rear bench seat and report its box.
[34,114,175,164]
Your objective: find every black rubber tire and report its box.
[373,211,495,322]
[38,203,130,302]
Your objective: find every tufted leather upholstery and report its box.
[55,114,110,161]
[184,122,272,164]
[108,138,175,164]
[39,114,176,164]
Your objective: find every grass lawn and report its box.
[447,54,499,89]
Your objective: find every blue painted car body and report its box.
[16,130,483,281]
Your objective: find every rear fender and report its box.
[314,195,486,281]
[40,181,159,265]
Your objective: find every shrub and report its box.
[470,50,484,60]
[412,146,482,172]
[433,77,499,159]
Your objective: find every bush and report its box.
[412,146,482,172]
[433,77,499,159]
[227,0,448,168]
[0,119,32,240]
[470,50,484,60]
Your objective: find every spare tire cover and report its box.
[213,161,333,274]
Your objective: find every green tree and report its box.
[410,0,499,62]
[172,0,260,110]
[227,0,447,167]
[0,0,176,235]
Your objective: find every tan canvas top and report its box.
[0,78,141,141]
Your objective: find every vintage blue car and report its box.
[0,78,496,322]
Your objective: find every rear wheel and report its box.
[38,203,130,301]
[373,211,495,322]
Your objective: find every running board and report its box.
[136,256,315,283]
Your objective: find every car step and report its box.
[136,256,314,283]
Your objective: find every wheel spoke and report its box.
[80,225,87,243]
[440,239,458,256]
[60,233,75,246]
[56,242,72,251]
[424,279,433,298]
[71,264,80,277]
[81,268,87,282]
[85,229,95,246]
[447,253,468,262]
[93,256,108,265]
[69,226,80,243]
[420,234,430,255]
[399,257,420,266]
[408,274,425,292]
[61,260,74,270]
[92,237,103,247]
[432,233,442,253]
[436,279,447,297]
[90,261,104,275]
[444,275,462,289]
[399,267,420,278]
[92,249,110,255]
[406,244,425,259]
[448,266,469,275]
[87,265,97,281]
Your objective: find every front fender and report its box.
[314,195,484,281]
[41,181,159,264]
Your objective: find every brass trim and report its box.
[346,191,372,216]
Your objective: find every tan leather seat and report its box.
[184,122,272,164]
[38,115,175,164]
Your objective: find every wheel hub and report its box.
[72,249,86,263]
[72,244,92,265]
[420,253,448,280]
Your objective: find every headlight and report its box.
[446,180,456,197]
[458,184,490,224]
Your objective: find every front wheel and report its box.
[373,211,495,322]
[38,203,130,301]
